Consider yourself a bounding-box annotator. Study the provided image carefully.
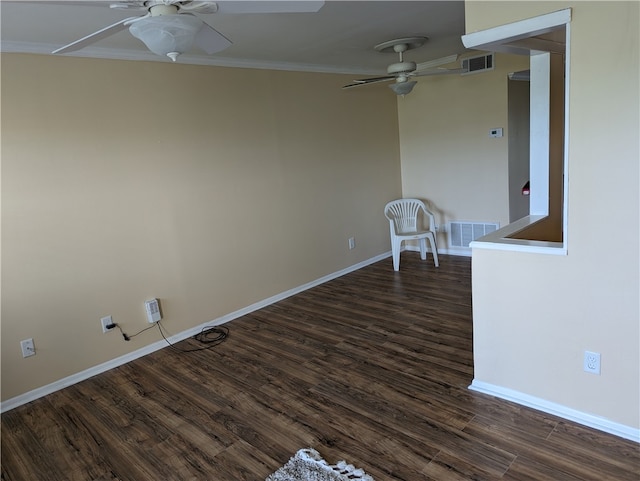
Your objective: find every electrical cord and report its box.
[156,321,229,353]
[107,320,229,352]
[109,322,156,341]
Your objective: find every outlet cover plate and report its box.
[20,338,35,358]
[101,316,113,333]
[584,350,601,375]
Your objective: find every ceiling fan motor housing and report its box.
[387,61,417,75]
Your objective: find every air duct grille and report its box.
[449,221,499,248]
[461,53,494,75]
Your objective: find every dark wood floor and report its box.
[2,254,639,480]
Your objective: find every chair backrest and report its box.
[384,198,433,234]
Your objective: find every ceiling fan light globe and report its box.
[389,80,417,96]
[129,15,203,59]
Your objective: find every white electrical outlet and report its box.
[584,351,601,375]
[20,338,36,358]
[348,237,356,250]
[101,316,114,333]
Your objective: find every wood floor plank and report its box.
[464,414,640,480]
[502,455,597,481]
[421,451,509,481]
[193,439,277,481]
[309,378,517,478]
[2,254,638,480]
[309,354,474,430]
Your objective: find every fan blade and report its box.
[213,1,324,14]
[193,22,232,55]
[415,54,459,71]
[413,68,466,77]
[6,1,112,5]
[8,1,146,10]
[52,15,145,54]
[175,1,219,14]
[109,2,148,10]
[342,77,395,89]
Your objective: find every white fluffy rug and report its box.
[266,448,374,481]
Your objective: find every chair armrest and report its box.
[420,205,437,231]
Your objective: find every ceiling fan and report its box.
[343,37,465,96]
[51,0,324,62]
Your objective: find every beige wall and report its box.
[1,54,402,401]
[398,51,530,245]
[466,2,639,429]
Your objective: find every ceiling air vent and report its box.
[461,53,494,75]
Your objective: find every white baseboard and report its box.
[469,379,640,443]
[1,252,391,413]
[404,245,471,257]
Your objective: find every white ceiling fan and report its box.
[343,37,465,96]
[51,0,324,62]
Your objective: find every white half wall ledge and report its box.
[469,215,566,255]
[461,8,572,53]
[469,379,640,443]
[1,251,391,413]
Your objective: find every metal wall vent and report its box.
[461,53,494,75]
[449,221,499,248]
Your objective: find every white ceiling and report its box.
[1,1,468,76]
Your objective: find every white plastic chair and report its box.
[384,198,439,271]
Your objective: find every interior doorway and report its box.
[508,73,530,223]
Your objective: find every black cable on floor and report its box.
[156,321,229,353]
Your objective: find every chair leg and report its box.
[419,238,427,260]
[392,239,402,271]
[428,234,439,267]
